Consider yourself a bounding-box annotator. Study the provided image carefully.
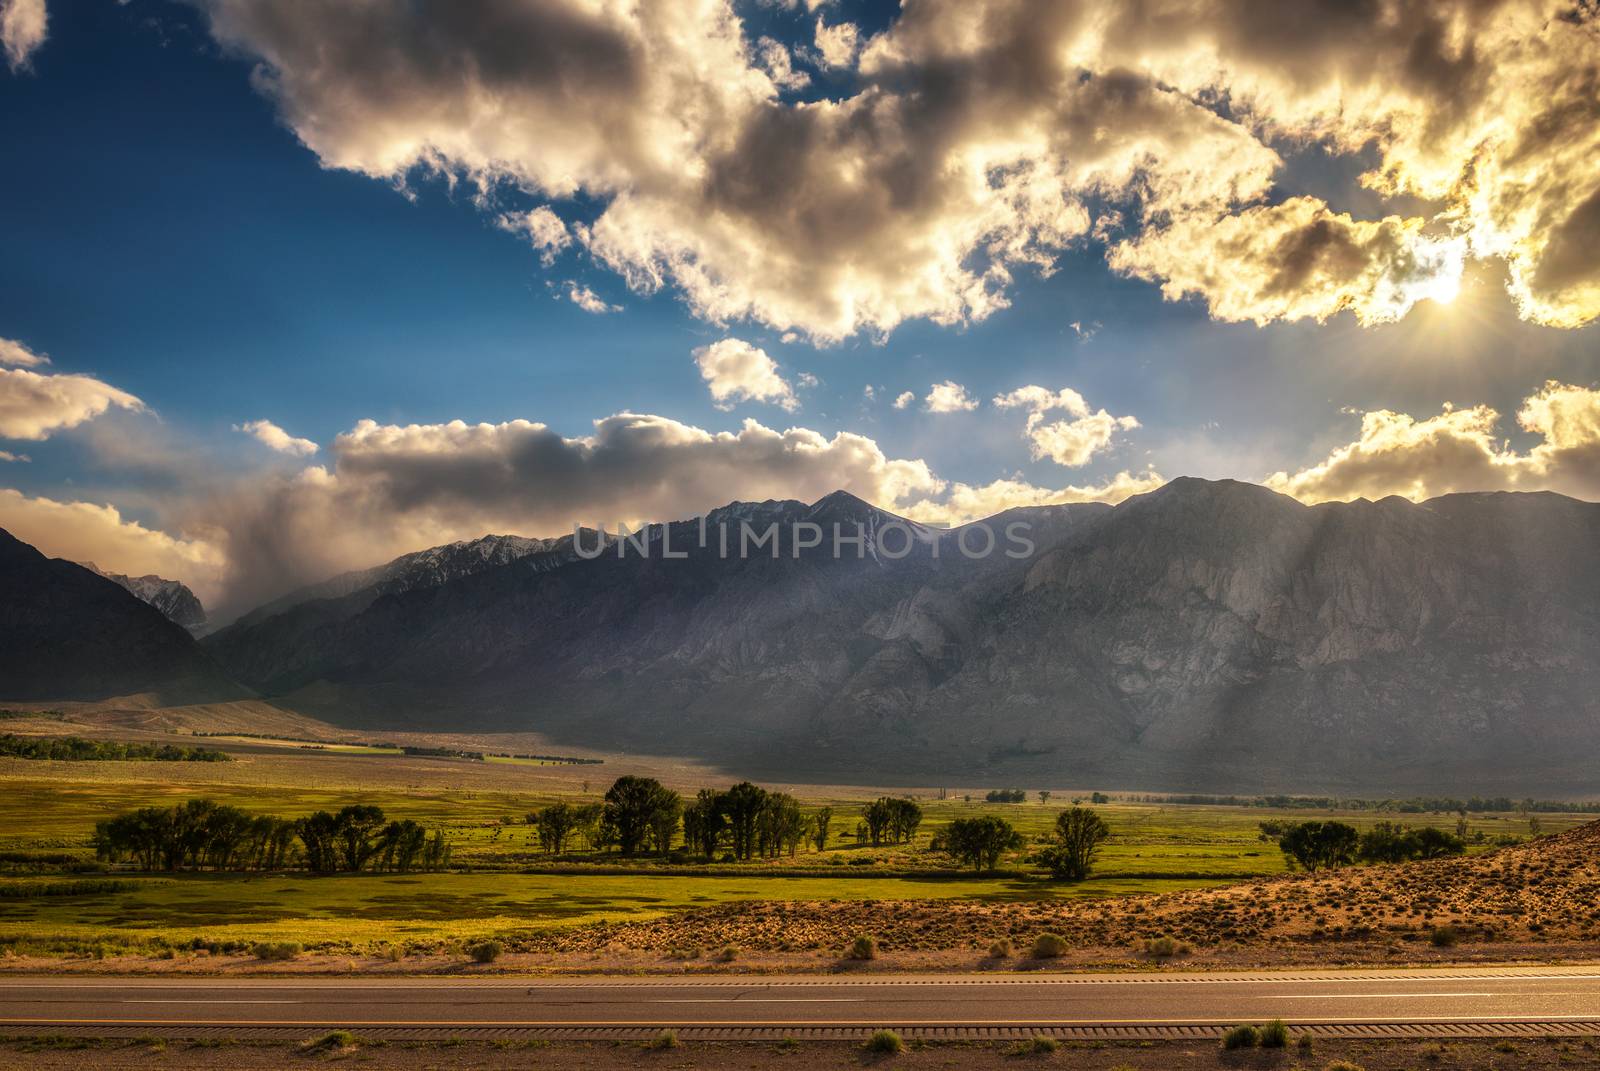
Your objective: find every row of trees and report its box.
[529,779,835,860]
[530,778,1117,877]
[935,807,1112,877]
[0,734,230,763]
[1264,820,1467,872]
[93,800,449,874]
[860,797,921,846]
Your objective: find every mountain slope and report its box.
[0,529,245,704]
[205,481,1600,792]
[81,564,208,635]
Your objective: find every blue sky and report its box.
[1,0,1596,612]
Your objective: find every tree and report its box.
[296,810,342,873]
[571,803,605,851]
[1357,822,1465,864]
[1038,790,1051,806]
[888,799,922,844]
[1412,826,1466,859]
[756,793,805,857]
[863,798,892,846]
[682,790,727,858]
[1278,821,1359,872]
[722,781,769,861]
[377,820,427,872]
[333,805,388,872]
[529,802,579,854]
[811,807,832,852]
[649,789,683,856]
[864,798,921,846]
[1037,807,1110,880]
[603,776,671,854]
[1357,821,1415,863]
[938,816,1023,872]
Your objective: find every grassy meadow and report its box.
[0,713,1594,957]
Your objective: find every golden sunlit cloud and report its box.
[1266,382,1600,505]
[186,0,1600,340]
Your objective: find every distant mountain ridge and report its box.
[199,479,1600,793]
[0,529,244,705]
[224,533,565,632]
[81,564,208,635]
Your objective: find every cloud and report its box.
[497,206,570,266]
[902,470,1166,527]
[812,15,859,69]
[0,489,227,603]
[0,337,49,367]
[203,411,946,611]
[1108,198,1466,326]
[0,450,28,463]
[755,36,809,91]
[993,385,1139,467]
[1265,381,1600,504]
[693,338,799,411]
[189,0,1600,339]
[0,0,46,72]
[235,418,318,456]
[892,391,914,410]
[564,282,619,314]
[0,366,145,441]
[924,381,977,413]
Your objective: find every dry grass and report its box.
[512,820,1600,959]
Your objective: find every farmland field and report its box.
[0,709,1593,960]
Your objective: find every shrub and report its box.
[301,1031,359,1052]
[1430,925,1459,948]
[716,944,738,962]
[1260,1019,1289,1048]
[1297,1032,1315,1053]
[465,939,501,964]
[863,1029,905,1054]
[647,1029,679,1050]
[1023,1035,1059,1053]
[1221,1024,1261,1050]
[988,938,1013,959]
[1030,933,1068,959]
[848,935,878,961]
[251,941,300,962]
[1323,1062,1365,1071]
[1143,935,1190,959]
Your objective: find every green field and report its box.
[0,869,1236,955]
[0,734,1592,957]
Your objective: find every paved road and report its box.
[4,967,1600,1040]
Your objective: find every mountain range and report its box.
[0,530,241,705]
[4,479,1598,792]
[80,564,208,635]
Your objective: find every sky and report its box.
[0,0,1597,619]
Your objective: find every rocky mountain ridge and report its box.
[198,480,1600,793]
[0,530,244,705]
[81,564,208,635]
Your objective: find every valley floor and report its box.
[1,701,1597,979]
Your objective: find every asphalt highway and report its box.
[3,966,1600,1039]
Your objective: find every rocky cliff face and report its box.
[81,565,208,635]
[203,480,1600,793]
[1,530,244,704]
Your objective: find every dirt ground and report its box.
[5,1035,1600,1070]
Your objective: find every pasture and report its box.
[0,713,1592,957]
